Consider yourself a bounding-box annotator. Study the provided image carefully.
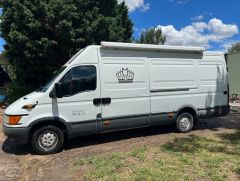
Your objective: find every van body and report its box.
[3,42,230,154]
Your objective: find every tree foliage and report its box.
[136,27,166,45]
[228,42,240,53]
[0,52,14,80]
[0,0,133,100]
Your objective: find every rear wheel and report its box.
[176,112,194,133]
[31,125,64,154]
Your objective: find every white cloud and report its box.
[176,0,189,5]
[118,0,150,12]
[191,12,213,22]
[157,18,239,49]
[169,0,190,5]
[191,15,204,21]
[220,40,239,52]
[208,19,238,40]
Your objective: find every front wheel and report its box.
[31,125,64,154]
[176,112,194,133]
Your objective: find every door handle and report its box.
[102,97,111,105]
[93,98,111,106]
[93,98,101,106]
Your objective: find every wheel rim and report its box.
[38,131,58,151]
[179,115,191,131]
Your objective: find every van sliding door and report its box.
[98,50,151,132]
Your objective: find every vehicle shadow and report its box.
[64,124,175,151]
[197,108,240,131]
[2,109,240,155]
[2,124,175,155]
[2,138,33,155]
[162,129,240,179]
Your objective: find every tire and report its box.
[176,112,194,133]
[31,125,64,154]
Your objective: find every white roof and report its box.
[101,42,205,53]
[203,51,224,56]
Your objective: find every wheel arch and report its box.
[28,117,72,141]
[176,106,198,125]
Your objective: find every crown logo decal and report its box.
[116,68,134,83]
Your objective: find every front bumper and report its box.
[3,124,30,145]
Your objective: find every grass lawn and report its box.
[74,130,240,181]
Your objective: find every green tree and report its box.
[0,51,14,80]
[136,27,166,45]
[228,42,240,53]
[0,0,133,100]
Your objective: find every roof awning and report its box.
[101,42,205,53]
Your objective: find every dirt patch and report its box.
[0,107,240,180]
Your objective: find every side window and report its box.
[59,65,96,96]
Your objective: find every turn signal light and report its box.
[103,120,110,125]
[8,116,22,125]
[168,112,174,118]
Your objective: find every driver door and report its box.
[53,64,101,136]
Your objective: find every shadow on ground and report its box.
[2,124,174,155]
[162,130,240,155]
[161,129,240,179]
[2,138,33,155]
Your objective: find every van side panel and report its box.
[198,54,229,118]
[99,48,229,130]
[150,59,198,91]
[149,57,200,125]
[199,57,228,107]
[149,53,229,124]
[99,49,151,132]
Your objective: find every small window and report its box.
[59,65,96,96]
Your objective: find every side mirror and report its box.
[49,83,63,98]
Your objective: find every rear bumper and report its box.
[3,124,30,145]
[220,105,230,116]
[198,105,230,118]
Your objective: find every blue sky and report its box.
[124,0,240,51]
[1,0,240,52]
[0,8,3,52]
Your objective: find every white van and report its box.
[3,42,230,154]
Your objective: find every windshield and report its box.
[38,66,67,92]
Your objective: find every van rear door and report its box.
[98,50,151,132]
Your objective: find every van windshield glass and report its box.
[37,66,66,92]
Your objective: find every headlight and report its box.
[4,115,22,125]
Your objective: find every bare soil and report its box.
[0,107,240,181]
